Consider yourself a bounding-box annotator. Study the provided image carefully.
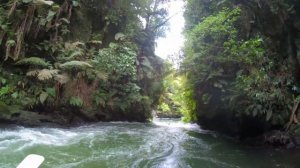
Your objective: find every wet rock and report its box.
[155,111,181,118]
[6,111,68,127]
[263,131,290,146]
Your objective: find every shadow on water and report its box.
[184,130,300,168]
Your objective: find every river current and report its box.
[0,118,299,168]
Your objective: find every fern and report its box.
[0,86,11,97]
[16,57,49,67]
[68,51,83,59]
[26,69,59,81]
[87,70,108,81]
[95,70,108,81]
[26,70,40,77]
[37,69,59,81]
[65,41,85,49]
[59,61,93,70]
[34,0,54,6]
[89,40,102,44]
[69,96,83,107]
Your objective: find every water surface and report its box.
[0,118,299,168]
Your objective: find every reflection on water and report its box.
[0,118,300,168]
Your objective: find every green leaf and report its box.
[40,92,48,104]
[11,92,18,99]
[46,10,56,22]
[46,88,56,97]
[6,40,16,46]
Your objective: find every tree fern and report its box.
[26,70,40,77]
[37,69,59,81]
[16,57,49,67]
[59,61,93,70]
[26,69,59,81]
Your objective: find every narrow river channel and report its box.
[0,118,299,168]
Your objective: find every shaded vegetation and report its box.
[182,0,300,144]
[0,0,171,124]
[157,64,196,121]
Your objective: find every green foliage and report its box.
[183,0,300,130]
[26,69,59,81]
[15,57,49,67]
[69,96,83,107]
[0,86,12,98]
[95,42,137,79]
[59,61,93,70]
[158,67,197,122]
[0,0,169,122]
[159,102,170,112]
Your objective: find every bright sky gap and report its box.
[155,0,185,60]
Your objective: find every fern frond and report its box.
[72,41,85,47]
[26,69,59,81]
[26,69,40,77]
[89,40,102,44]
[66,50,83,60]
[65,41,85,49]
[59,61,93,70]
[34,0,54,6]
[16,57,49,67]
[37,69,59,81]
[94,70,108,81]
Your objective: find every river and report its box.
[0,118,299,168]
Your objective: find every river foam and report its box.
[0,119,299,168]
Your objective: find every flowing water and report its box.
[0,118,299,168]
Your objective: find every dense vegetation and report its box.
[0,0,171,125]
[156,64,196,121]
[1,0,300,147]
[181,0,300,142]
